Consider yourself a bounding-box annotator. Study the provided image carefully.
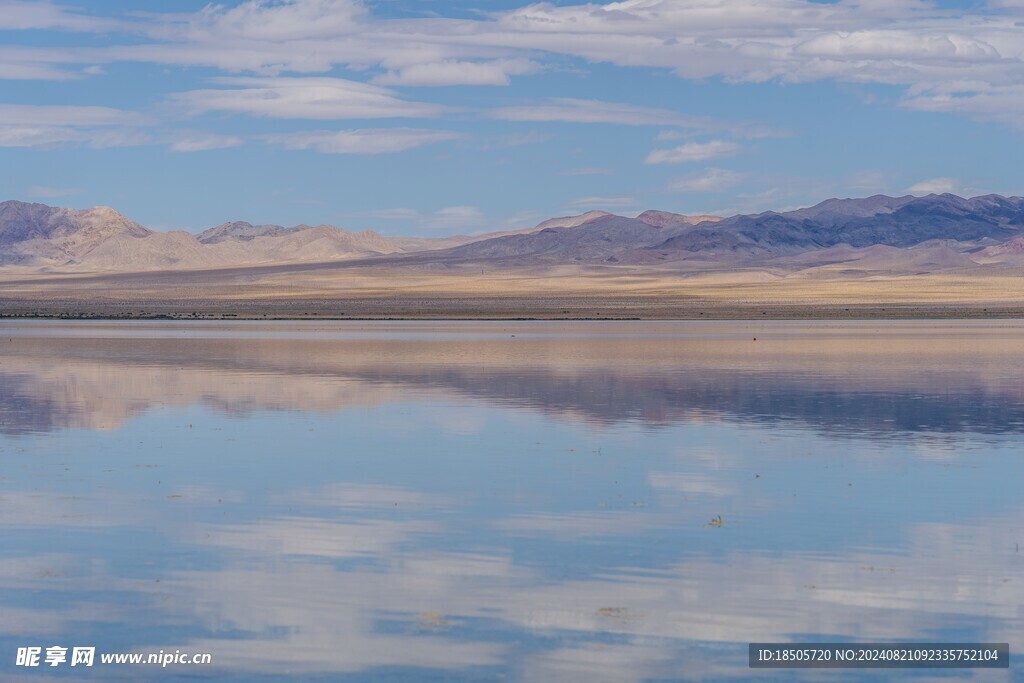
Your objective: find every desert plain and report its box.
[2,258,1024,319]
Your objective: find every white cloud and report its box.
[426,205,485,230]
[654,130,686,142]
[0,45,87,81]
[0,61,70,80]
[168,131,244,153]
[0,104,142,127]
[374,59,539,87]
[738,188,781,204]
[0,0,121,32]
[2,0,1024,127]
[176,0,367,43]
[668,168,744,193]
[906,177,961,195]
[490,98,701,127]
[106,0,409,75]
[0,104,148,148]
[491,1,1013,90]
[0,125,78,147]
[645,140,740,165]
[794,30,998,62]
[264,128,460,154]
[172,76,446,120]
[902,83,1024,128]
[656,122,788,142]
[87,128,154,149]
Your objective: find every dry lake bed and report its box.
[0,320,1021,681]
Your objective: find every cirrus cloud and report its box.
[906,177,961,195]
[168,131,244,153]
[171,77,447,120]
[490,98,704,127]
[373,59,540,87]
[426,205,485,230]
[0,103,148,148]
[645,140,741,165]
[668,168,745,193]
[263,128,461,154]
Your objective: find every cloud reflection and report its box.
[1,322,1022,681]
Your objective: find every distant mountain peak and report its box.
[636,210,722,228]
[0,201,151,269]
[786,194,917,220]
[5,193,1024,273]
[198,221,301,244]
[533,210,611,231]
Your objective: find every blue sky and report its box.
[0,0,1022,235]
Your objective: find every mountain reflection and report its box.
[2,321,1023,681]
[1,320,1023,439]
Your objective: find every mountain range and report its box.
[2,193,1024,275]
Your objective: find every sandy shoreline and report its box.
[1,297,1022,320]
[2,260,1022,320]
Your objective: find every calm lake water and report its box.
[0,320,1021,682]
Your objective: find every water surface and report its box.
[0,320,1021,681]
